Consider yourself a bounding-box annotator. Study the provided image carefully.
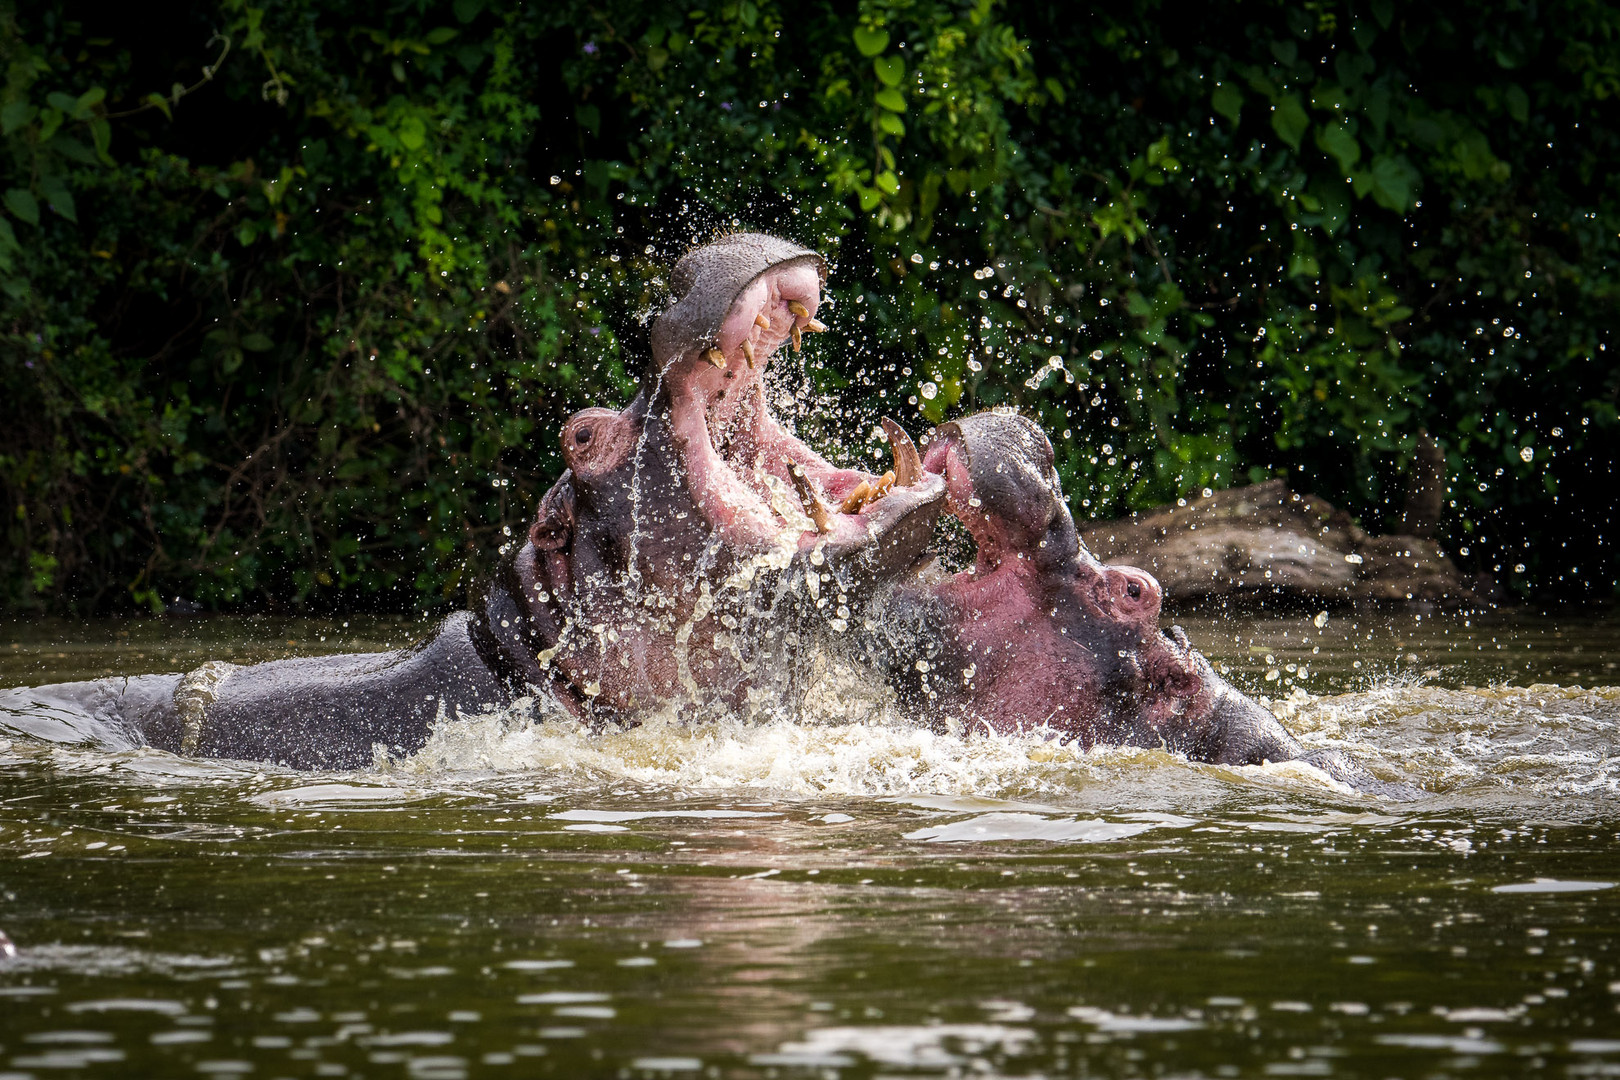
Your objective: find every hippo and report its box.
[491,232,946,720]
[5,233,944,768]
[858,410,1416,797]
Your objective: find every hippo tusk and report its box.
[787,300,810,318]
[790,466,834,533]
[704,348,726,369]
[802,318,826,333]
[741,339,756,368]
[881,417,924,486]
[790,324,802,353]
[839,480,875,514]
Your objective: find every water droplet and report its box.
[1519,446,1535,463]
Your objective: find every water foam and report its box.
[379,670,1620,808]
[1274,680,1620,800]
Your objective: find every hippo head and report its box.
[890,411,1280,762]
[498,234,945,716]
[534,234,944,581]
[922,412,1164,639]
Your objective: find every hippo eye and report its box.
[575,428,592,445]
[1126,581,1141,599]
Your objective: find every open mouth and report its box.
[667,256,939,558]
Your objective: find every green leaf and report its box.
[452,0,483,20]
[874,170,900,195]
[38,107,62,142]
[1145,135,1179,170]
[398,116,426,150]
[75,86,106,117]
[49,135,98,165]
[90,118,112,163]
[1,101,36,135]
[1212,82,1242,126]
[144,92,172,119]
[1271,94,1308,150]
[857,186,882,211]
[1312,179,1349,234]
[39,175,75,222]
[877,112,905,137]
[0,216,16,251]
[873,55,906,87]
[4,188,39,226]
[874,88,906,113]
[852,27,889,57]
[46,91,77,114]
[1315,122,1361,172]
[1504,83,1529,124]
[1043,77,1066,105]
[424,27,459,45]
[1288,251,1321,277]
[1368,154,1419,212]
[241,333,274,352]
[237,221,259,246]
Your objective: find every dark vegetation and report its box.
[2,0,1616,613]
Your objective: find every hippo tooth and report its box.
[741,339,756,368]
[839,480,874,514]
[881,417,924,486]
[790,466,834,534]
[704,348,726,369]
[803,318,827,333]
[754,313,771,329]
[791,324,802,353]
[787,300,810,318]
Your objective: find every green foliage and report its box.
[1,0,1616,612]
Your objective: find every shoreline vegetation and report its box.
[1,0,1616,614]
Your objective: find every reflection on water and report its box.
[0,607,1617,1078]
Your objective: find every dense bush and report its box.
[2,0,1616,613]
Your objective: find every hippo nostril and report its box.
[1126,581,1141,599]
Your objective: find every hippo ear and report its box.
[529,473,576,551]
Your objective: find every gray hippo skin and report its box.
[14,234,945,769]
[861,411,1420,799]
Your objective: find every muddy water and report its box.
[1,609,1617,1079]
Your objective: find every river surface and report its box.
[1,608,1617,1078]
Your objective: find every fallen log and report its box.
[1078,479,1495,608]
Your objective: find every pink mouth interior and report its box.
[667,262,897,552]
[925,428,1167,636]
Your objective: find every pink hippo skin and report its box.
[478,233,947,720]
[865,410,1417,797]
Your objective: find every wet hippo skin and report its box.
[862,411,1419,798]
